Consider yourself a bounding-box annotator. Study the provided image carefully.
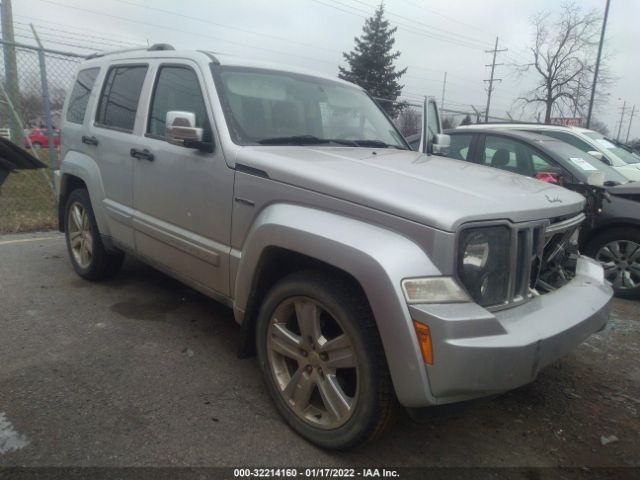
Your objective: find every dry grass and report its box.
[0,149,58,233]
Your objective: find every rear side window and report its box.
[96,65,148,131]
[66,68,99,124]
[147,66,208,138]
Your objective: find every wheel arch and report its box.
[57,151,110,236]
[233,203,442,407]
[582,219,640,247]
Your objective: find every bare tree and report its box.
[442,115,457,129]
[395,107,420,136]
[515,2,609,123]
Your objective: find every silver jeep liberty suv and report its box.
[55,44,612,449]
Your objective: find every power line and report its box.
[12,12,145,45]
[339,0,493,48]
[308,0,490,50]
[484,36,507,122]
[112,0,343,55]
[31,0,340,66]
[14,20,140,47]
[12,25,141,50]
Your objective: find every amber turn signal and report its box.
[413,320,433,365]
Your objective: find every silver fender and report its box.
[59,151,110,236]
[234,203,442,407]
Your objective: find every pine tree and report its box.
[338,3,406,117]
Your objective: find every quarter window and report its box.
[147,66,208,138]
[66,68,99,124]
[96,65,148,131]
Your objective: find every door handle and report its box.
[130,148,154,161]
[81,135,99,146]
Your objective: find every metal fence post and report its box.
[31,26,57,171]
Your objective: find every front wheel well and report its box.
[237,247,370,358]
[58,174,88,231]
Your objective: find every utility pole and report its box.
[586,0,611,129]
[616,101,627,141]
[1,0,22,143]
[483,37,507,123]
[441,72,447,109]
[625,105,636,144]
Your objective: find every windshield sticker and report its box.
[595,138,617,149]
[569,157,598,171]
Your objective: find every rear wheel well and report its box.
[237,247,370,358]
[58,175,87,231]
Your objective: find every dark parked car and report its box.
[407,129,640,298]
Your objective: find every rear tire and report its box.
[64,188,124,280]
[585,227,640,299]
[256,271,396,449]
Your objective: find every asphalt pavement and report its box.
[0,232,638,471]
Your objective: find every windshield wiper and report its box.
[348,139,408,150]
[257,135,331,145]
[257,135,407,150]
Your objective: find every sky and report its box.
[10,0,640,140]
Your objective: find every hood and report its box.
[235,146,585,232]
[608,182,640,197]
[614,164,640,182]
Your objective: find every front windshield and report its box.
[583,132,640,165]
[211,65,407,148]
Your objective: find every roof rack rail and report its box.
[86,43,175,60]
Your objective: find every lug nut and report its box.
[301,350,308,357]
[320,352,328,361]
[305,365,312,373]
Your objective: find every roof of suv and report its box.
[80,45,358,90]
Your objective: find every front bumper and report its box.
[410,255,612,405]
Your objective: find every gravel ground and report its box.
[0,232,638,476]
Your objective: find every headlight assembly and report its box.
[458,226,511,307]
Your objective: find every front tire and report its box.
[64,189,124,280]
[585,227,640,299]
[256,271,395,449]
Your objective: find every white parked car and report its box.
[458,123,640,182]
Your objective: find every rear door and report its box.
[132,61,234,297]
[88,62,151,250]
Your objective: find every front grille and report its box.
[489,213,584,311]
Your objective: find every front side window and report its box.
[448,134,473,161]
[66,67,100,124]
[211,65,407,148]
[96,65,148,131]
[148,66,209,138]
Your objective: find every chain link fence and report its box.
[0,39,81,233]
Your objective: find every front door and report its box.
[133,61,234,297]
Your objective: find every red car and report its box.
[24,128,60,149]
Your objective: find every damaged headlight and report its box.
[458,226,511,307]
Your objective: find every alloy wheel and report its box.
[266,296,359,429]
[596,240,640,289]
[67,202,93,269]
